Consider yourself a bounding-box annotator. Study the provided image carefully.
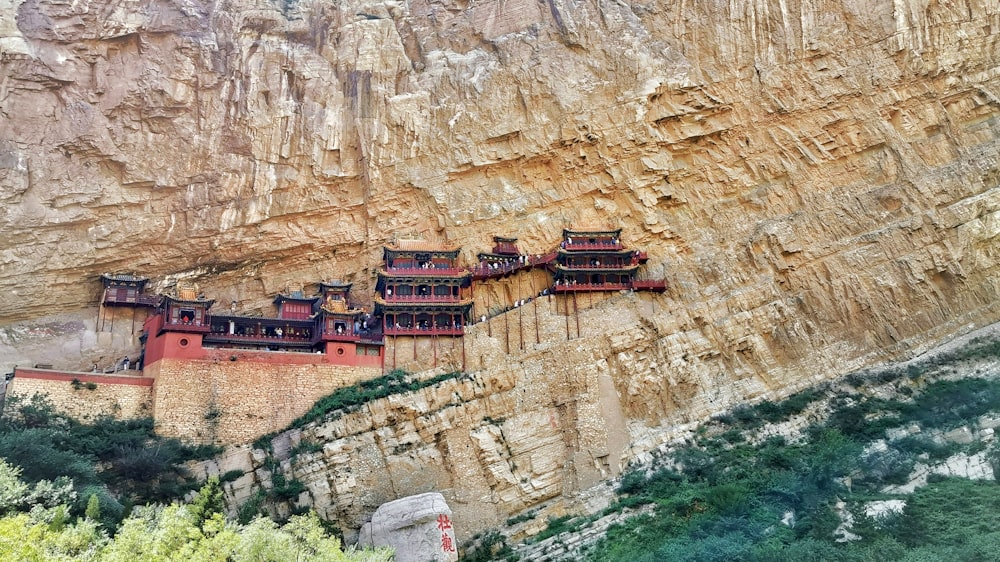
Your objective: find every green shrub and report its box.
[219,469,245,483]
[533,515,576,542]
[290,440,323,456]
[464,530,516,562]
[237,489,267,525]
[270,479,306,502]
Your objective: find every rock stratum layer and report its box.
[3,0,1000,540]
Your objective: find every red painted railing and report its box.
[553,282,630,292]
[469,251,559,280]
[385,267,466,276]
[562,241,623,251]
[204,333,313,345]
[559,262,637,270]
[631,279,667,292]
[383,294,462,303]
[384,326,464,336]
[162,320,211,332]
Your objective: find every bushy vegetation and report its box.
[0,462,392,561]
[583,337,1000,562]
[255,369,465,449]
[0,394,222,528]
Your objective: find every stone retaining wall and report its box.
[8,369,153,422]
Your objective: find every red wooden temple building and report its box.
[141,282,382,369]
[374,240,473,336]
[551,229,665,292]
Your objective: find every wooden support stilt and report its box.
[503,302,510,354]
[573,291,580,339]
[131,307,136,335]
[108,306,115,333]
[98,303,106,332]
[487,287,492,337]
[531,273,540,344]
[433,334,438,368]
[518,303,524,351]
[564,295,571,341]
[461,336,466,372]
[517,271,523,350]
[392,335,397,371]
[413,335,417,360]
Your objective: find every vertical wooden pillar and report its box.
[503,302,510,354]
[531,272,540,344]
[573,291,580,339]
[564,294,571,341]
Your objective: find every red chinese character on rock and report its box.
[436,514,453,531]
[441,533,456,553]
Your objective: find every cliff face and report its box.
[2,0,1000,531]
[2,0,999,326]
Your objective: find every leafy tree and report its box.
[86,493,101,522]
[189,477,225,529]
[0,459,76,515]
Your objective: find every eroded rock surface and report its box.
[5,0,1000,543]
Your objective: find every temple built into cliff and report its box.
[375,240,474,336]
[11,227,664,443]
[46,228,665,374]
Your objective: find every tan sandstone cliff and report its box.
[3,0,1000,542]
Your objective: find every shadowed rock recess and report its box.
[3,0,1000,542]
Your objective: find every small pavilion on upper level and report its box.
[316,281,379,343]
[100,273,159,307]
[159,287,215,332]
[472,236,533,279]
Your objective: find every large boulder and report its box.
[358,492,458,562]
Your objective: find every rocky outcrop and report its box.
[358,492,458,562]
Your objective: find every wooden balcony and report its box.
[103,291,159,307]
[632,279,667,292]
[552,282,630,293]
[384,266,467,276]
[384,326,465,336]
[383,294,462,303]
[558,262,639,270]
[203,333,315,347]
[470,251,559,280]
[161,320,211,333]
[562,241,624,251]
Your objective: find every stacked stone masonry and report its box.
[147,359,382,445]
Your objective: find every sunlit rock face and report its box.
[1,0,999,410]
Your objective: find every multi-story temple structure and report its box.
[129,228,659,374]
[374,240,473,336]
[551,229,664,292]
